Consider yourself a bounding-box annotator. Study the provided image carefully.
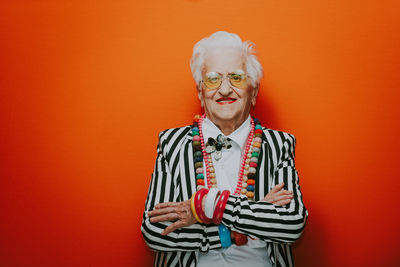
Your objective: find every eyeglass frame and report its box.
[200,71,250,91]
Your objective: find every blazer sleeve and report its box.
[141,130,222,252]
[221,133,308,244]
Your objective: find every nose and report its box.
[218,77,233,96]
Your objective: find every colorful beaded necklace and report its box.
[191,114,264,200]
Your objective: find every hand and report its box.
[264,182,293,206]
[147,200,197,235]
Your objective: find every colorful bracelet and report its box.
[194,188,211,224]
[218,224,232,248]
[190,192,203,223]
[213,190,230,224]
[204,188,220,219]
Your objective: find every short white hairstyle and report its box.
[190,31,263,89]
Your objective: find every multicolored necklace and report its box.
[191,114,263,200]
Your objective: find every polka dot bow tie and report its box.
[205,134,232,161]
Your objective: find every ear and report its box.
[251,84,259,107]
[197,83,204,108]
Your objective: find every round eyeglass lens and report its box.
[204,72,222,90]
[229,73,247,88]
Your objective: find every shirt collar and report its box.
[202,115,251,150]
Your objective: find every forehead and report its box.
[203,47,245,74]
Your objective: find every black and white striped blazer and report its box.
[141,123,308,267]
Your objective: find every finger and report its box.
[273,189,293,197]
[264,185,284,201]
[274,199,292,206]
[263,188,291,202]
[265,193,293,204]
[162,220,185,235]
[148,207,176,217]
[284,190,294,195]
[271,194,293,203]
[270,183,285,194]
[150,213,179,223]
[155,202,179,209]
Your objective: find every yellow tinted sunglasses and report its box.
[201,71,248,91]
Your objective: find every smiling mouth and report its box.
[216,97,237,105]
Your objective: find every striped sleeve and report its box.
[141,129,221,252]
[221,134,308,244]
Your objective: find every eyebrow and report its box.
[206,71,245,75]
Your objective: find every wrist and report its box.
[193,188,211,224]
[192,189,230,225]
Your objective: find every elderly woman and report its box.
[141,31,308,267]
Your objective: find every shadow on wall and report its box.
[292,206,327,267]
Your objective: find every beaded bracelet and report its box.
[218,224,232,248]
[213,190,230,224]
[194,188,211,224]
[204,188,220,219]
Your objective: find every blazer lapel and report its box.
[254,129,272,200]
[178,128,196,199]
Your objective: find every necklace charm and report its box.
[214,150,222,161]
[205,145,215,153]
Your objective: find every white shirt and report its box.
[198,116,272,267]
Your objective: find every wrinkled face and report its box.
[198,47,258,125]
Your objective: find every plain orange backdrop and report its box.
[1,1,400,266]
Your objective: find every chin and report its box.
[213,110,242,122]
[205,103,248,123]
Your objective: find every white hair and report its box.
[190,31,263,89]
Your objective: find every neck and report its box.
[207,115,249,136]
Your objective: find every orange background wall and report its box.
[1,1,399,266]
